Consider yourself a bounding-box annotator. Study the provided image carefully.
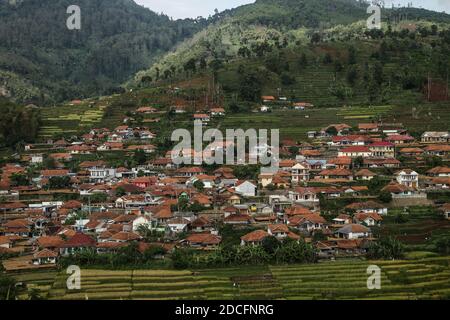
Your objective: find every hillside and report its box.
[131,0,450,108]
[0,0,207,104]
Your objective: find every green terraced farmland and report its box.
[38,104,106,139]
[220,106,392,140]
[12,256,450,300]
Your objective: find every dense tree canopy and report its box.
[0,0,208,104]
[0,98,41,149]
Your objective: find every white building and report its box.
[396,169,419,189]
[235,181,257,197]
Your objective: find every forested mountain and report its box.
[131,0,450,108]
[2,0,450,106]
[0,0,208,104]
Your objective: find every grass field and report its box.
[11,256,450,300]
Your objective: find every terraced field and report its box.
[220,106,392,140]
[11,256,450,300]
[38,104,106,139]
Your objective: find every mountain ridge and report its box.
[0,0,208,104]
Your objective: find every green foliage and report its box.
[64,211,88,226]
[133,149,147,165]
[238,67,263,102]
[0,273,16,300]
[171,248,194,269]
[136,225,165,242]
[88,193,108,204]
[368,176,389,193]
[367,237,406,260]
[274,239,317,264]
[393,213,409,224]
[172,237,317,269]
[433,234,450,254]
[233,165,260,180]
[48,176,71,189]
[0,0,206,103]
[59,243,167,268]
[0,98,41,148]
[378,191,393,204]
[10,173,29,187]
[193,180,205,192]
[262,236,281,255]
[115,186,126,197]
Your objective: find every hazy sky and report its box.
[134,0,450,19]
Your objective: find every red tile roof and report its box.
[60,232,96,248]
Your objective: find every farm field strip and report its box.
[12,257,450,300]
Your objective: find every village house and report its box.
[59,232,96,256]
[261,96,276,103]
[167,217,191,233]
[291,162,310,183]
[332,214,352,226]
[353,212,382,227]
[382,182,418,197]
[328,157,352,170]
[235,181,257,197]
[317,169,353,181]
[223,213,252,225]
[190,216,214,233]
[210,107,226,117]
[355,169,376,181]
[240,230,269,246]
[335,224,371,239]
[396,169,419,189]
[136,106,157,114]
[421,131,450,143]
[127,144,156,154]
[293,102,314,110]
[193,113,210,124]
[258,173,274,188]
[385,134,415,145]
[369,142,395,158]
[338,146,372,158]
[330,135,371,147]
[398,147,424,157]
[441,204,450,220]
[363,158,401,169]
[183,233,221,249]
[268,224,300,241]
[358,123,379,133]
[427,166,450,177]
[288,187,319,205]
[2,219,34,237]
[288,214,327,233]
[176,167,206,178]
[424,144,450,157]
[89,166,117,183]
[380,124,407,136]
[32,249,58,266]
[426,177,450,190]
[345,201,388,215]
